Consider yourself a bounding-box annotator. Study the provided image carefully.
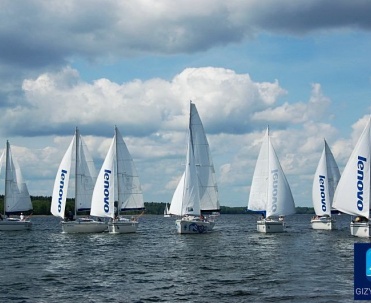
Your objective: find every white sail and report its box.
[248,128,295,218]
[51,135,75,218]
[75,132,97,211]
[91,126,144,218]
[266,137,295,218]
[3,142,33,213]
[333,117,371,218]
[0,150,4,175]
[312,140,340,217]
[190,103,220,212]
[169,102,218,217]
[164,203,170,216]
[181,137,201,216]
[115,128,144,211]
[90,135,116,219]
[169,172,185,216]
[248,129,270,211]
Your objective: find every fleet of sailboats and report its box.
[90,126,145,233]
[0,141,33,231]
[248,127,296,233]
[332,117,371,238]
[168,102,220,234]
[311,139,340,230]
[6,115,371,238]
[50,128,107,233]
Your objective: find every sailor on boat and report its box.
[353,216,368,223]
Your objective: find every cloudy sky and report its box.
[1,0,371,208]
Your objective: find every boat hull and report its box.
[350,222,371,238]
[0,219,32,231]
[311,217,336,230]
[108,220,139,234]
[176,219,215,234]
[257,219,284,233]
[61,220,107,233]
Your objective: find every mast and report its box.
[74,127,79,217]
[183,101,193,215]
[115,126,120,218]
[189,102,200,216]
[4,141,10,216]
[266,128,270,215]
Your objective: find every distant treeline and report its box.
[0,195,315,215]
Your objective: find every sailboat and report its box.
[0,141,33,231]
[163,203,171,217]
[332,117,371,238]
[169,102,220,234]
[248,127,296,233]
[311,139,340,230]
[90,126,145,234]
[50,128,107,233]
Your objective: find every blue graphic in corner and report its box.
[367,248,371,280]
[354,243,371,300]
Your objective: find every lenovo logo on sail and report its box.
[357,156,367,211]
[318,175,326,211]
[58,169,68,212]
[271,169,278,212]
[103,169,112,213]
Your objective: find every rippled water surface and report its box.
[0,214,363,302]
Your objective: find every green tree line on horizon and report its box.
[0,195,315,215]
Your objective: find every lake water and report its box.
[0,214,364,302]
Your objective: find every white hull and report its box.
[257,219,284,233]
[164,214,171,218]
[0,219,32,231]
[350,222,371,238]
[176,218,215,234]
[311,217,336,230]
[61,219,107,233]
[108,219,139,234]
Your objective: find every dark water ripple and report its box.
[0,214,360,302]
